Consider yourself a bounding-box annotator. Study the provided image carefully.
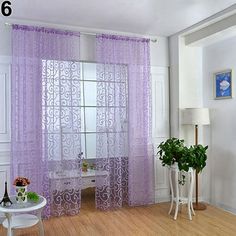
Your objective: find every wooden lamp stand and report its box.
[182,108,210,211]
[192,124,206,211]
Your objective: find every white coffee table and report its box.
[0,195,47,236]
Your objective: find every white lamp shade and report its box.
[182,108,210,125]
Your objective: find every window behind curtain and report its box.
[42,61,128,160]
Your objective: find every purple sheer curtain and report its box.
[11,25,81,217]
[95,34,154,209]
[95,62,129,210]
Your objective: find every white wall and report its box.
[80,33,169,67]
[179,37,203,143]
[203,36,236,213]
[150,37,169,67]
[0,22,11,56]
[169,33,211,202]
[169,34,204,144]
[169,35,180,138]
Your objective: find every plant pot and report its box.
[15,186,27,203]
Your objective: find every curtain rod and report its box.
[5,22,158,43]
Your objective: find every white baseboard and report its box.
[155,195,209,204]
[210,202,236,215]
[0,213,5,224]
[193,197,236,216]
[191,196,205,203]
[155,189,170,203]
[156,196,170,203]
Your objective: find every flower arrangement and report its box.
[13,177,30,187]
[82,161,89,172]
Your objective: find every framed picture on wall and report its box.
[214,69,232,99]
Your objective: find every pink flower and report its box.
[13,177,30,186]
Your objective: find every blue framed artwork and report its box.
[214,69,232,99]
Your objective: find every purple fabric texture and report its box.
[11,24,81,217]
[95,34,155,208]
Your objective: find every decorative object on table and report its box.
[27,191,40,203]
[13,176,30,203]
[157,137,208,185]
[0,181,12,207]
[182,108,210,210]
[90,163,95,170]
[82,161,89,172]
[78,151,90,172]
[214,69,232,99]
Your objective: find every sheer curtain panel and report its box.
[95,34,155,209]
[11,25,81,217]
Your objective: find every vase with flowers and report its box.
[13,177,30,203]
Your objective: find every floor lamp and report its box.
[182,108,210,210]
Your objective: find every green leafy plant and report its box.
[157,138,208,184]
[157,138,185,166]
[188,144,208,173]
[27,191,39,203]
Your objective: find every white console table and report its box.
[0,196,47,236]
[82,170,96,189]
[49,169,107,189]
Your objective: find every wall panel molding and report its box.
[151,66,170,203]
[0,63,11,143]
[0,165,10,199]
[151,66,169,138]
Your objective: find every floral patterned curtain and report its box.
[11,25,81,217]
[95,34,155,210]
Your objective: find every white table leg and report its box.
[187,196,192,220]
[191,201,195,216]
[174,170,179,220]
[37,209,44,236]
[190,171,195,216]
[187,172,192,220]
[5,213,13,236]
[168,169,174,215]
[179,185,183,212]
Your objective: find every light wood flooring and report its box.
[1,188,236,236]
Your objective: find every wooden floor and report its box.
[1,189,236,236]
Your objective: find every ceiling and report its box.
[7,0,236,36]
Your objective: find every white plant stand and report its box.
[0,195,47,236]
[168,164,195,220]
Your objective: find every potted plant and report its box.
[13,176,30,203]
[187,144,208,173]
[82,161,89,172]
[157,138,208,184]
[27,191,40,203]
[157,138,185,167]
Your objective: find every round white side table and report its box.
[0,195,47,236]
[168,164,195,220]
